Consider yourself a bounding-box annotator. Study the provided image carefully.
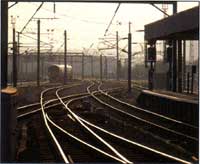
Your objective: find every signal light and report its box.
[166,47,172,63]
[147,46,156,62]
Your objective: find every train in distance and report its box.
[48,64,73,83]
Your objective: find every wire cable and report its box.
[104,3,121,36]
[19,32,52,46]
[8,2,18,9]
[20,2,44,33]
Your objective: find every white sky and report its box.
[8,1,199,58]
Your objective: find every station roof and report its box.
[145,6,199,41]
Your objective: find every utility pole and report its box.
[82,53,84,80]
[100,53,103,81]
[116,31,119,80]
[1,1,8,89]
[41,56,44,81]
[31,55,34,80]
[104,56,108,79]
[183,40,186,90]
[64,30,67,84]
[12,28,17,87]
[172,2,177,92]
[17,32,20,83]
[91,55,94,79]
[70,55,73,78]
[178,40,182,93]
[128,22,132,93]
[187,72,190,94]
[37,19,40,86]
[1,3,18,163]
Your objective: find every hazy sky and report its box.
[8,1,199,59]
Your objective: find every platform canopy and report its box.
[145,6,199,41]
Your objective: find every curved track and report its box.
[17,80,198,163]
[65,81,195,163]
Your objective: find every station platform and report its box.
[137,89,199,126]
[144,90,198,104]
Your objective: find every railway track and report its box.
[91,82,198,158]
[17,80,198,163]
[67,80,196,161]
[100,82,198,138]
[54,82,180,163]
[17,82,89,162]
[41,81,132,163]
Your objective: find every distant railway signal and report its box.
[147,45,156,62]
[166,47,172,63]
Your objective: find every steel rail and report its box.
[40,86,70,163]
[92,83,198,142]
[18,102,40,110]
[56,82,131,163]
[45,113,127,163]
[17,82,83,110]
[99,82,198,129]
[92,90,198,142]
[63,83,193,164]
[17,84,121,110]
[40,83,85,163]
[117,80,198,128]
[78,115,192,164]
[17,87,122,119]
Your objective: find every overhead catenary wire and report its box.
[19,32,53,46]
[30,2,110,25]
[8,2,18,9]
[104,3,121,36]
[20,2,44,33]
[150,3,170,17]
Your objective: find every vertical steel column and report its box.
[148,61,154,90]
[172,40,177,92]
[70,55,73,66]
[41,56,44,81]
[128,22,132,93]
[100,54,102,81]
[32,55,34,80]
[166,42,172,90]
[178,40,182,92]
[183,40,186,90]
[172,2,177,92]
[64,30,67,84]
[105,56,108,79]
[1,1,8,88]
[1,3,17,163]
[82,53,84,80]
[70,55,73,78]
[12,28,17,87]
[17,32,20,83]
[91,55,94,79]
[187,72,190,94]
[37,19,40,86]
[1,1,8,161]
[116,31,119,80]
[25,54,28,80]
[191,69,194,94]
